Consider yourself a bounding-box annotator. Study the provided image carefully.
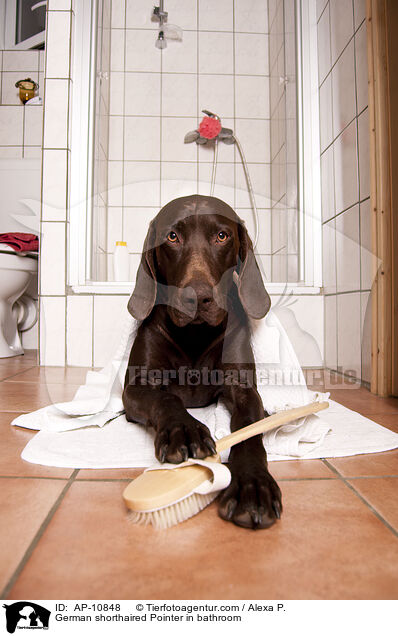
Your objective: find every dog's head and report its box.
[128,195,270,327]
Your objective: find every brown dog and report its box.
[123,195,282,529]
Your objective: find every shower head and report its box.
[155,24,183,48]
[155,30,167,49]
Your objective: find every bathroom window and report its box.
[2,0,46,50]
[69,0,321,291]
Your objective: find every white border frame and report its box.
[69,0,96,286]
[297,0,322,287]
[3,0,46,50]
[69,0,322,293]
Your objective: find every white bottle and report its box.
[113,241,130,281]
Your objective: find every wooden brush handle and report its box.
[215,401,329,453]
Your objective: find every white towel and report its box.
[11,310,398,468]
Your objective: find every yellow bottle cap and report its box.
[116,241,127,246]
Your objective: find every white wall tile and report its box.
[164,0,197,30]
[108,116,124,160]
[337,291,361,378]
[162,73,197,117]
[108,161,124,206]
[272,295,324,366]
[333,120,358,215]
[123,161,161,206]
[46,11,71,79]
[332,40,356,137]
[109,71,124,116]
[111,0,126,28]
[48,0,72,8]
[161,117,197,162]
[3,51,39,72]
[0,106,24,145]
[330,0,354,65]
[235,33,269,76]
[67,295,93,366]
[124,72,160,116]
[93,295,130,367]
[319,73,333,151]
[123,207,158,252]
[43,79,70,148]
[199,32,234,75]
[235,162,271,208]
[234,0,268,33]
[354,0,366,29]
[39,296,66,366]
[320,144,334,222]
[317,4,331,85]
[335,205,360,293]
[355,22,368,115]
[1,71,39,105]
[125,30,161,72]
[235,76,269,119]
[198,74,234,118]
[42,149,68,221]
[24,106,43,146]
[235,119,270,163]
[358,107,370,200]
[110,28,125,72]
[198,0,233,31]
[125,0,154,28]
[360,290,371,383]
[106,207,123,255]
[324,295,337,369]
[323,218,336,294]
[360,198,372,290]
[40,222,66,295]
[124,116,160,160]
[162,31,197,74]
[161,161,197,205]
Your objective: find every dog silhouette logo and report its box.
[3,602,50,633]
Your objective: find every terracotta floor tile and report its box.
[0,351,37,381]
[76,468,141,480]
[0,477,68,594]
[0,381,80,412]
[327,450,398,477]
[269,458,336,480]
[5,366,94,385]
[0,412,73,478]
[348,477,398,531]
[7,480,398,600]
[369,413,398,433]
[328,387,398,415]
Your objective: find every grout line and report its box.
[0,366,38,383]
[0,469,80,599]
[322,459,398,538]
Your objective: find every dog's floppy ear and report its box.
[236,222,271,319]
[128,221,157,320]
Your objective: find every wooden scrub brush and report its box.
[123,401,329,529]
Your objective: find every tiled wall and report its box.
[0,49,44,159]
[94,0,275,282]
[0,49,44,350]
[317,0,371,383]
[39,0,73,365]
[269,0,299,282]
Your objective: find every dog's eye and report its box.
[217,231,229,243]
[167,231,179,243]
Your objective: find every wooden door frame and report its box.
[367,0,398,396]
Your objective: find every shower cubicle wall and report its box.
[89,0,300,284]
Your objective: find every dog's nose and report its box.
[181,283,214,310]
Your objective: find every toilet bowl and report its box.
[0,246,38,358]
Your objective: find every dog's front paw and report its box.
[218,466,282,529]
[154,417,217,464]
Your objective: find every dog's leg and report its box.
[218,387,282,529]
[123,385,217,463]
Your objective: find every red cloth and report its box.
[0,233,39,252]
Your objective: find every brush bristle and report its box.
[128,491,219,529]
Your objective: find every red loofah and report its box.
[198,116,222,139]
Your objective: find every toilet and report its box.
[0,246,38,357]
[0,158,40,358]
